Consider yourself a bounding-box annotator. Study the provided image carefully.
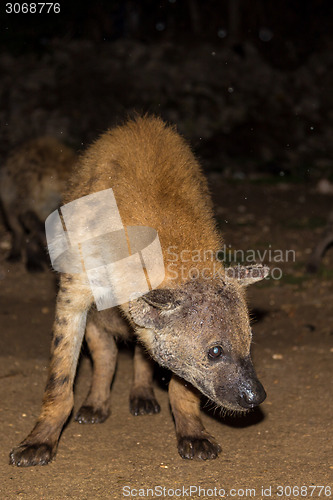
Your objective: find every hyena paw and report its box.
[75,405,110,424]
[129,396,161,416]
[9,443,54,466]
[177,436,221,460]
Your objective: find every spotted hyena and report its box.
[10,116,268,466]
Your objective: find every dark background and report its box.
[2,0,333,61]
[1,0,333,181]
[1,2,333,494]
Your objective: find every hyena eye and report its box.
[208,345,223,360]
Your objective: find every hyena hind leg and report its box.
[130,344,160,416]
[75,320,118,424]
[169,375,221,460]
[20,211,47,272]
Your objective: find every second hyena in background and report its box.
[0,137,76,271]
[307,211,333,273]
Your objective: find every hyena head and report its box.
[129,265,268,412]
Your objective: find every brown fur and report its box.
[0,137,75,271]
[10,116,268,466]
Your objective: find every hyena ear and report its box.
[225,264,269,286]
[129,289,182,329]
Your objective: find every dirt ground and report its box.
[0,181,332,500]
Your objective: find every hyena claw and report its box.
[177,436,222,460]
[129,396,161,416]
[9,443,55,467]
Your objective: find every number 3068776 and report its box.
[5,3,61,14]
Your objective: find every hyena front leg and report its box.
[169,374,221,460]
[9,274,92,467]
[129,344,160,416]
[75,320,118,424]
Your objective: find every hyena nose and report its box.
[239,380,266,409]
